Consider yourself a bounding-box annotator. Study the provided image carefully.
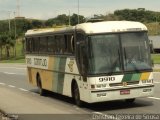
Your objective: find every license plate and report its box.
[120,89,130,95]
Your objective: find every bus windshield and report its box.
[88,32,152,75]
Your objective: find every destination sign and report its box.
[26,55,49,69]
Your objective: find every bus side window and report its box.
[48,36,56,54]
[26,38,29,53]
[55,35,65,54]
[32,37,39,53]
[76,33,87,75]
[76,33,85,62]
[26,38,32,53]
[60,35,65,54]
[64,34,74,54]
[29,39,32,53]
[39,37,48,53]
[77,33,85,42]
[55,36,60,54]
[64,35,68,54]
[71,35,75,53]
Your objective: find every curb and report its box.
[0,109,18,120]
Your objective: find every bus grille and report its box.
[109,81,139,87]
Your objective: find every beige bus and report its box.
[25,21,154,106]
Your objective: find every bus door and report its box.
[76,33,88,82]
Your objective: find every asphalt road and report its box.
[0,63,160,120]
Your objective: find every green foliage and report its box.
[0,58,25,63]
[31,19,45,28]
[146,22,160,35]
[0,9,160,37]
[70,13,85,25]
[0,37,24,61]
[151,54,160,64]
[89,9,160,35]
[114,8,160,23]
[45,14,69,26]
[45,13,85,26]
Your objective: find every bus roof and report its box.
[76,21,147,34]
[25,28,55,36]
[25,26,75,37]
[25,21,147,36]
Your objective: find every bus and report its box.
[25,21,154,106]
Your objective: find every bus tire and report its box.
[37,74,46,96]
[125,98,135,103]
[73,82,83,107]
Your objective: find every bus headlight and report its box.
[91,84,107,89]
[91,85,95,89]
[96,84,107,88]
[142,79,153,84]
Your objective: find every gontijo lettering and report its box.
[34,58,47,67]
[26,55,49,69]
[26,58,32,64]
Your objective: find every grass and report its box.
[145,22,160,35]
[0,40,25,63]
[151,54,160,64]
[0,57,25,63]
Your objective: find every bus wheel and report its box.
[37,75,46,96]
[125,98,135,103]
[73,83,83,107]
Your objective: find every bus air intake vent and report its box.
[109,81,139,87]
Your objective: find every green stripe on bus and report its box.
[131,73,141,81]
[122,73,141,82]
[59,57,67,72]
[122,74,133,82]
[54,57,60,71]
[57,57,67,94]
[52,57,60,92]
[53,72,58,92]
[52,57,67,94]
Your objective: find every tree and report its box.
[32,20,45,28]
[56,14,68,25]
[0,34,7,59]
[0,33,16,59]
[70,13,85,25]
[114,8,160,23]
[45,13,85,26]
[0,35,5,60]
[45,18,56,26]
[5,37,11,59]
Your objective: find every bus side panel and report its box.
[29,68,38,87]
[26,55,81,97]
[62,74,72,97]
[40,70,53,91]
[27,67,53,91]
[63,58,80,97]
[49,56,67,94]
[27,67,34,85]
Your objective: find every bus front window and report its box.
[122,32,152,71]
[88,34,122,74]
[87,32,152,75]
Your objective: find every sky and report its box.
[0,0,160,20]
